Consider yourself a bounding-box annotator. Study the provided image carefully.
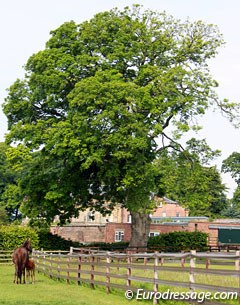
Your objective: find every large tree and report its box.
[3,6,239,247]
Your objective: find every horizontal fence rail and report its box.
[33,249,240,305]
[0,250,12,264]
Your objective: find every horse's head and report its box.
[22,238,32,253]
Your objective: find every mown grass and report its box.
[0,265,154,305]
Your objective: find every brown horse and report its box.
[12,239,32,284]
[26,258,35,284]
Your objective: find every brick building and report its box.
[51,197,188,243]
[51,198,240,247]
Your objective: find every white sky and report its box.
[0,0,239,197]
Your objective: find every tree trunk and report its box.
[128,211,151,251]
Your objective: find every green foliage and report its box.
[2,6,238,246]
[84,241,129,252]
[221,187,240,218]
[148,231,208,252]
[0,225,38,250]
[0,207,9,225]
[0,142,22,221]
[222,152,240,185]
[155,140,227,217]
[222,154,240,217]
[37,229,80,250]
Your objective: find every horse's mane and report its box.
[22,239,32,252]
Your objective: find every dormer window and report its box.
[87,212,95,222]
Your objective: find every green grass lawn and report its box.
[0,265,152,305]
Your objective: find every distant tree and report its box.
[221,152,240,218]
[155,138,227,217]
[3,6,239,247]
[222,152,240,185]
[0,206,9,224]
[0,142,21,221]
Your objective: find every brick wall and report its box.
[105,223,132,243]
[51,225,106,243]
[51,221,240,246]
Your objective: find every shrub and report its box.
[0,225,39,250]
[37,229,81,250]
[148,231,208,252]
[84,241,129,251]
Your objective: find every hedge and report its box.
[148,231,208,252]
[0,225,39,250]
[83,241,129,252]
[37,229,81,250]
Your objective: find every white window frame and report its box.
[115,230,124,242]
[127,214,132,223]
[149,232,160,237]
[87,212,94,222]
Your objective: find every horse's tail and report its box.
[17,258,23,281]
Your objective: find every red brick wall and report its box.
[152,204,188,217]
[105,223,132,243]
[50,225,106,243]
[51,221,240,246]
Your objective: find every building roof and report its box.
[162,197,178,204]
[151,216,208,223]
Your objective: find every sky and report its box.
[0,0,239,197]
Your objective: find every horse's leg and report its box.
[18,263,22,284]
[13,265,17,283]
[32,269,35,284]
[23,267,26,284]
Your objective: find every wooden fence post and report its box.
[106,252,111,294]
[144,256,147,273]
[181,251,185,268]
[127,254,132,288]
[67,255,70,284]
[153,252,159,305]
[43,252,46,275]
[189,250,196,291]
[57,254,61,281]
[235,250,240,271]
[90,255,95,289]
[206,257,210,270]
[49,253,53,278]
[78,255,82,285]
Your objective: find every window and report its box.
[87,212,95,222]
[149,232,160,237]
[115,230,124,242]
[176,212,180,217]
[127,214,132,223]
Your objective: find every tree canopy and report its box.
[155,138,227,217]
[0,142,21,222]
[3,5,239,246]
[221,152,240,218]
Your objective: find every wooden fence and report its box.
[0,249,12,264]
[33,249,240,305]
